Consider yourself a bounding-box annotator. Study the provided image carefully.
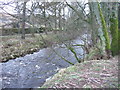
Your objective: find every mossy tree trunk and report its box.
[110,18,119,56]
[98,2,111,58]
[98,2,119,56]
[88,2,106,57]
[118,3,120,54]
[110,3,119,56]
[118,30,120,54]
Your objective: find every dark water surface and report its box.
[1,37,84,88]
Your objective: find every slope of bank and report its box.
[41,56,118,88]
[1,32,74,62]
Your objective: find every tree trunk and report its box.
[16,2,21,35]
[31,14,35,37]
[98,2,111,58]
[54,5,57,34]
[43,2,48,35]
[118,3,120,54]
[59,8,61,30]
[21,1,26,39]
[90,2,106,57]
[63,5,66,31]
[110,3,119,56]
[89,2,97,46]
[118,3,120,29]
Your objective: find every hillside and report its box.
[41,56,118,88]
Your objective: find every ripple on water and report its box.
[2,37,84,88]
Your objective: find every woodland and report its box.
[0,0,119,89]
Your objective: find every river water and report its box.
[1,37,84,88]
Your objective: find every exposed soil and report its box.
[41,56,119,88]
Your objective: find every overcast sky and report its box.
[0,0,88,14]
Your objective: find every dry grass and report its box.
[1,33,59,62]
[1,31,77,62]
[41,56,118,88]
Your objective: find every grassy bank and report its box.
[1,32,58,62]
[41,56,118,88]
[1,31,77,62]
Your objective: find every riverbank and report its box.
[2,37,83,88]
[1,32,76,62]
[1,33,51,62]
[41,56,118,88]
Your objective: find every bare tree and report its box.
[21,1,27,39]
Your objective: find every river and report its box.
[1,37,85,88]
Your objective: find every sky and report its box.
[0,0,119,15]
[0,0,88,14]
[0,0,16,13]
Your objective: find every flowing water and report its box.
[1,37,84,88]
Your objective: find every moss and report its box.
[118,30,120,53]
[98,3,111,54]
[68,47,81,63]
[66,66,77,72]
[110,17,119,56]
